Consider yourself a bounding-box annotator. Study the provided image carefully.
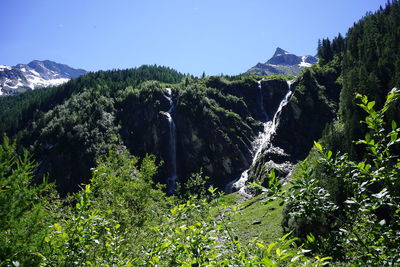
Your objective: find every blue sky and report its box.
[0,0,389,76]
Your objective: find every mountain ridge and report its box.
[246,47,317,76]
[0,60,86,95]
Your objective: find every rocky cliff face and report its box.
[10,62,341,195]
[249,63,342,183]
[118,78,291,190]
[24,74,296,194]
[246,47,317,76]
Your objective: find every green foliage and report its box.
[284,89,400,265]
[178,169,210,200]
[0,65,183,138]
[42,185,128,266]
[91,149,165,227]
[317,34,344,65]
[283,161,338,239]
[0,136,59,266]
[339,1,400,158]
[0,136,331,265]
[0,65,183,195]
[264,74,295,81]
[40,148,168,266]
[26,88,122,193]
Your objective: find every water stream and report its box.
[165,88,178,194]
[226,80,293,195]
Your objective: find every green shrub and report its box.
[283,88,400,265]
[0,137,59,266]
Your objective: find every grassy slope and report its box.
[216,192,284,246]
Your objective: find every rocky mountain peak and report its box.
[246,48,318,76]
[0,60,86,95]
[272,47,289,57]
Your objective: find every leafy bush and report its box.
[283,88,400,265]
[282,161,338,239]
[0,137,59,266]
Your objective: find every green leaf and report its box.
[319,256,332,262]
[85,184,91,193]
[280,252,295,261]
[367,101,375,110]
[280,232,292,241]
[365,133,371,142]
[275,248,282,257]
[207,186,217,194]
[314,141,323,151]
[256,242,265,248]
[392,121,397,131]
[54,223,62,232]
[267,242,278,256]
[306,233,315,243]
[390,132,398,142]
[260,257,274,265]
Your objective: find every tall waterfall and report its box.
[226,80,293,195]
[165,88,178,194]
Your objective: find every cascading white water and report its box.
[165,88,178,194]
[227,80,293,196]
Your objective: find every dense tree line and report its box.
[317,34,345,65]
[283,1,400,264]
[2,63,279,195]
[1,2,399,265]
[340,0,400,157]
[0,65,184,137]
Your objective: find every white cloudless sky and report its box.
[0,0,389,76]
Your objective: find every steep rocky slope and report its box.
[1,60,342,195]
[249,60,342,183]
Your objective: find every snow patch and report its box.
[299,56,312,67]
[0,65,11,71]
[27,74,69,89]
[29,69,40,76]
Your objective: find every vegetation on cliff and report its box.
[1,1,400,266]
[281,1,400,265]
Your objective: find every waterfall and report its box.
[165,88,178,194]
[226,80,293,196]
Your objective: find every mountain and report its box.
[0,64,301,195]
[0,60,86,95]
[246,47,318,76]
[1,2,400,265]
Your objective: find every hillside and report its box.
[1,1,400,266]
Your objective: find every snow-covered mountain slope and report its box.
[246,47,317,76]
[0,60,86,95]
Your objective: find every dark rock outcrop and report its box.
[250,64,342,183]
[266,48,302,65]
[260,79,289,119]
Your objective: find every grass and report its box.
[214,191,284,246]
